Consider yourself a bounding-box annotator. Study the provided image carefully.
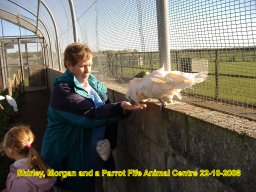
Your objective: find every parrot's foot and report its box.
[130,99,138,105]
[158,99,168,111]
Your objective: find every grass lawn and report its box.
[94,57,256,105]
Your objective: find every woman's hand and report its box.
[121,101,147,111]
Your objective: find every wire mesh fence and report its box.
[93,46,256,120]
[0,0,255,119]
[88,0,256,120]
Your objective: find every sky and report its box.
[0,0,256,52]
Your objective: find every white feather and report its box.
[126,68,208,104]
[0,95,5,100]
[126,78,148,103]
[5,95,18,112]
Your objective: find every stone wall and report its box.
[104,82,256,192]
[47,68,256,192]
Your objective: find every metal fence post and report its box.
[156,0,171,70]
[215,49,219,99]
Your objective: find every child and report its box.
[1,125,56,192]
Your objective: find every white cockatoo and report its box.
[5,95,18,112]
[126,67,208,104]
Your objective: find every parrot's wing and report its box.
[169,71,208,83]
[165,71,208,89]
[148,66,166,77]
[5,95,18,112]
[126,78,145,102]
[150,77,168,84]
[165,71,188,82]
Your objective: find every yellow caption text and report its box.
[16,169,242,179]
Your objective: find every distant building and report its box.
[178,58,208,73]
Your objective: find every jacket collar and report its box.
[13,157,29,168]
[54,69,107,101]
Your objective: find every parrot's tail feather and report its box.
[194,72,208,83]
[173,90,182,100]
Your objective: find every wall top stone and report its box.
[102,81,256,139]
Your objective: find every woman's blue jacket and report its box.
[41,69,125,192]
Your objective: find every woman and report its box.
[41,43,146,192]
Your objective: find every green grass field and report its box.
[190,61,256,104]
[94,52,256,105]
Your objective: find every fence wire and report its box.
[84,0,256,120]
[1,0,255,119]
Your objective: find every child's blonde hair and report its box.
[2,125,48,175]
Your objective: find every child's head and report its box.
[2,125,34,158]
[1,125,48,173]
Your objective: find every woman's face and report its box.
[67,55,92,83]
